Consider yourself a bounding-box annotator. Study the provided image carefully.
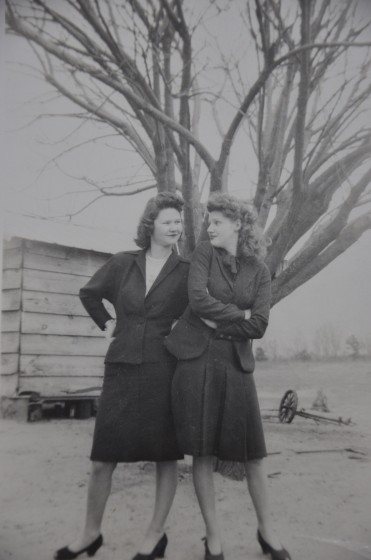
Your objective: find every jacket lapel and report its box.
[134,250,146,288]
[214,247,235,289]
[145,251,179,298]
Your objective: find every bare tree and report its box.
[361,336,371,357]
[346,333,362,358]
[260,335,280,361]
[312,322,343,358]
[6,0,371,305]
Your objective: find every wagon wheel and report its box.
[279,390,298,423]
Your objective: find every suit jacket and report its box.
[80,250,189,364]
[164,242,271,373]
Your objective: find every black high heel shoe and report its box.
[54,534,103,559]
[132,533,168,560]
[257,530,291,560]
[202,537,225,560]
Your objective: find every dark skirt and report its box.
[91,360,183,463]
[171,338,267,462]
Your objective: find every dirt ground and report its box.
[1,359,371,560]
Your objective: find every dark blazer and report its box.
[164,241,271,373]
[80,250,189,364]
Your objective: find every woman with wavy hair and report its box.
[55,192,189,560]
[165,193,291,560]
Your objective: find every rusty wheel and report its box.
[279,389,298,423]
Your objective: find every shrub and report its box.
[255,347,268,361]
[294,349,312,361]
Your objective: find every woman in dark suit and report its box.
[55,192,189,560]
[165,193,290,560]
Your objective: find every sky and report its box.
[1,1,371,357]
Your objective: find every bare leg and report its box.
[68,461,116,552]
[137,460,178,554]
[192,456,222,555]
[245,458,282,549]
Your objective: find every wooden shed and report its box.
[1,237,112,402]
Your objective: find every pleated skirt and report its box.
[171,338,267,462]
[90,360,183,463]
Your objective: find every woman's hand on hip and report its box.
[104,318,116,340]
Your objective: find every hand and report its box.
[244,309,251,320]
[104,319,116,340]
[200,317,217,329]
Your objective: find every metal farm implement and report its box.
[264,389,353,426]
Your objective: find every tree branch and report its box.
[292,0,311,196]
[272,167,371,300]
[272,210,371,306]
[6,4,216,170]
[45,72,157,174]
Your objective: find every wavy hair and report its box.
[135,191,184,249]
[207,192,269,260]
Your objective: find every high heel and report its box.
[257,530,291,560]
[54,534,103,559]
[202,537,225,560]
[132,533,168,560]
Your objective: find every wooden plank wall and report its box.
[1,238,23,395]
[1,237,114,397]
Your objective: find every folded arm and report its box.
[215,265,271,340]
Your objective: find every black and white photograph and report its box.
[1,2,371,560]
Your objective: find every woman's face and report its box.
[207,211,240,253]
[151,208,182,248]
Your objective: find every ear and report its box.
[234,219,242,232]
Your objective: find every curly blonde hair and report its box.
[135,191,184,249]
[207,192,269,260]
